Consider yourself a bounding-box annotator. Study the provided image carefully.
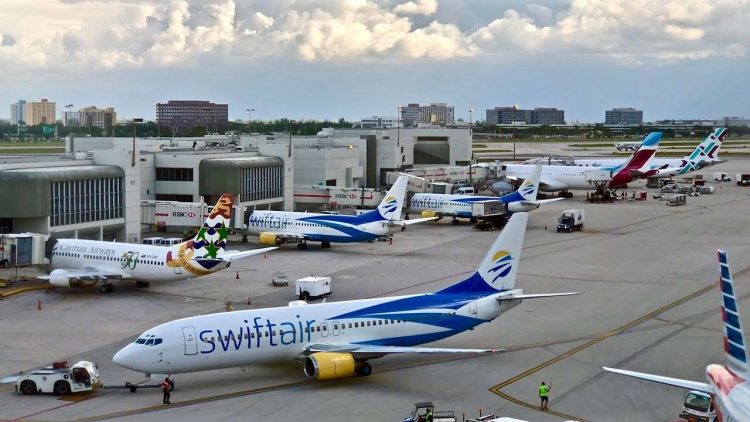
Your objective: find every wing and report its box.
[221,247,277,262]
[304,343,499,359]
[602,367,713,393]
[497,292,580,301]
[536,198,566,205]
[511,175,567,191]
[39,268,130,282]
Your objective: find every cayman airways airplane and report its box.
[502,132,664,192]
[604,250,749,421]
[245,175,435,249]
[409,165,563,224]
[113,213,579,380]
[575,128,727,178]
[42,194,276,293]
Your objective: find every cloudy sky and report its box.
[1,0,748,123]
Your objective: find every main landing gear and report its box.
[296,241,307,250]
[451,217,460,226]
[321,241,331,249]
[99,283,115,294]
[356,361,372,377]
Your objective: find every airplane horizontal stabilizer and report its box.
[602,367,712,393]
[536,198,566,205]
[496,292,580,301]
[392,217,439,226]
[221,247,278,262]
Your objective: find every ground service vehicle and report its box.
[15,361,100,395]
[403,402,456,422]
[667,194,687,206]
[737,174,750,186]
[295,276,331,300]
[271,271,289,286]
[557,209,585,232]
[680,390,715,422]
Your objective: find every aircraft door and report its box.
[321,322,329,337]
[332,321,340,336]
[470,302,478,318]
[182,326,198,355]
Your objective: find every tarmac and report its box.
[1,157,749,422]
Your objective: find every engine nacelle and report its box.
[48,270,72,288]
[420,210,437,219]
[507,201,539,213]
[304,352,356,380]
[258,232,283,246]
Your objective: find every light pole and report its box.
[131,118,143,167]
[246,108,254,134]
[469,108,474,184]
[65,104,74,150]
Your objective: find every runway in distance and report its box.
[42,194,276,293]
[113,213,579,380]
[409,165,563,224]
[499,132,664,192]
[575,127,727,178]
[604,250,749,421]
[245,175,435,249]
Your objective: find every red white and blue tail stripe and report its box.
[718,249,748,378]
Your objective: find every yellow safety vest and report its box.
[539,385,549,397]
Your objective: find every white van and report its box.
[158,238,183,246]
[142,237,163,245]
[455,186,475,195]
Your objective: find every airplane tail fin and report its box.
[691,127,727,162]
[376,175,408,221]
[191,194,233,258]
[518,164,541,201]
[437,213,528,295]
[718,249,749,378]
[616,132,662,173]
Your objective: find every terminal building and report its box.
[0,127,469,240]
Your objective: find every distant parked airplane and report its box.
[113,213,578,379]
[42,194,275,293]
[604,249,749,421]
[245,175,435,249]
[409,165,563,224]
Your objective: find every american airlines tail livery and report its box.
[42,194,276,293]
[245,175,435,250]
[113,213,578,379]
[604,250,749,421]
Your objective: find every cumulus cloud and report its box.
[0,0,747,71]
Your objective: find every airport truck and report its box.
[679,390,716,422]
[15,361,100,395]
[557,209,585,232]
[403,402,457,422]
[736,173,750,186]
[295,276,331,301]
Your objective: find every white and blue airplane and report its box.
[245,175,435,249]
[113,213,579,380]
[409,165,563,225]
[604,249,750,421]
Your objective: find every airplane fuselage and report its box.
[246,210,393,243]
[409,194,502,218]
[50,238,229,283]
[113,290,521,374]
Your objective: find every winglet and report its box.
[718,249,748,377]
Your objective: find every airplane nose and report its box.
[113,344,139,371]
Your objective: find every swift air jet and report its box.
[501,132,664,192]
[409,165,563,225]
[245,175,435,250]
[113,213,579,380]
[604,250,749,421]
[42,194,276,293]
[575,128,727,178]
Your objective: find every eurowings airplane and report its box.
[409,165,563,224]
[113,213,579,380]
[42,194,276,293]
[575,128,727,178]
[245,175,435,249]
[502,132,663,192]
[603,250,749,421]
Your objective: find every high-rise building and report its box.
[486,106,564,125]
[399,103,421,127]
[418,103,455,126]
[605,107,643,125]
[25,99,56,126]
[63,106,117,133]
[360,116,399,129]
[10,100,26,125]
[155,100,229,134]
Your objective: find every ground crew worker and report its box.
[424,408,433,422]
[539,381,551,410]
[161,376,171,404]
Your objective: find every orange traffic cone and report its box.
[235,271,239,279]
[37,300,42,310]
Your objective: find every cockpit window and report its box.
[154,338,163,345]
[135,338,146,344]
[145,339,155,346]
[135,336,163,346]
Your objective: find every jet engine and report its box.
[420,210,437,219]
[258,233,283,246]
[507,201,540,213]
[303,352,356,380]
[47,269,78,288]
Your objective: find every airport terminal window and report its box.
[50,177,123,227]
[239,165,283,202]
[155,194,193,202]
[156,167,194,182]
